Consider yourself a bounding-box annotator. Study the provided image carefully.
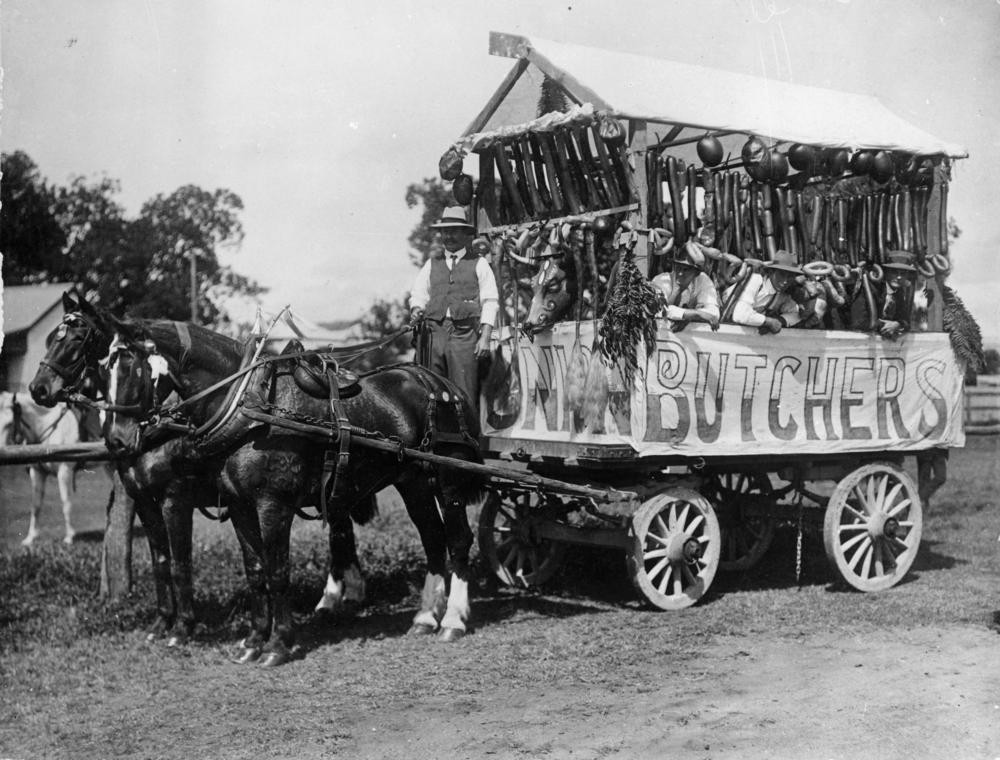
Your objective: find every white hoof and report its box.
[21,533,38,547]
[63,531,76,545]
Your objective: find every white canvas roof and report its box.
[479,33,967,158]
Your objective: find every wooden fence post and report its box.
[99,470,135,600]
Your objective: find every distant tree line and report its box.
[1,150,264,330]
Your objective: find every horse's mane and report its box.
[130,320,245,365]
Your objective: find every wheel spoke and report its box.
[647,554,671,578]
[881,482,904,513]
[847,535,872,572]
[655,561,673,594]
[839,531,868,554]
[654,513,671,538]
[837,523,868,533]
[683,514,705,538]
[859,540,874,578]
[843,503,867,523]
[886,498,912,519]
[676,503,691,529]
[887,534,911,555]
[874,475,889,513]
[865,477,877,515]
[496,535,517,553]
[643,547,670,560]
[853,484,871,515]
[645,531,670,549]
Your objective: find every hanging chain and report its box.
[794,489,805,586]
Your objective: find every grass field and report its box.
[1,436,998,758]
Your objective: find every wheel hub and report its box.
[682,538,703,563]
[883,516,900,539]
[665,532,702,563]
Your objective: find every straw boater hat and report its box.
[883,250,917,272]
[431,206,475,231]
[763,249,803,274]
[672,241,707,271]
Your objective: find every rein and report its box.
[102,326,413,426]
[160,326,412,419]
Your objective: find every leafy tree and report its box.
[135,185,246,322]
[353,296,412,371]
[1,151,262,328]
[0,151,67,283]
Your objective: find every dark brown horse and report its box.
[31,293,382,648]
[98,312,484,666]
[30,293,226,646]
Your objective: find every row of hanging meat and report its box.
[652,161,950,274]
[470,123,638,226]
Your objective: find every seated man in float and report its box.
[651,241,720,330]
[874,250,920,340]
[724,249,803,334]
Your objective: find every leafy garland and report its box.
[598,246,660,386]
[941,284,985,372]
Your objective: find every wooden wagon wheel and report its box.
[626,488,721,610]
[477,489,566,588]
[822,461,923,592]
[706,472,777,572]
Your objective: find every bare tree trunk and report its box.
[100,470,135,600]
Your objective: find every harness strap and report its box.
[161,327,411,418]
[320,360,353,527]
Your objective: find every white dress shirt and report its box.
[409,249,499,326]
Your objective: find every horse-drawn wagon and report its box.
[14,33,980,665]
[436,32,973,609]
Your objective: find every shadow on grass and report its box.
[910,538,966,572]
[70,529,105,544]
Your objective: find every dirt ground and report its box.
[2,437,999,759]
[340,627,1000,760]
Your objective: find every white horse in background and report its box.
[0,391,98,546]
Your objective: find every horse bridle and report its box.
[39,313,109,399]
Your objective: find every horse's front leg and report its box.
[395,478,448,635]
[132,493,176,640]
[21,466,44,546]
[225,502,270,664]
[56,463,76,544]
[161,479,197,647]
[437,470,479,642]
[257,494,296,667]
[315,502,366,618]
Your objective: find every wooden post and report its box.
[100,470,135,600]
[923,159,948,332]
[628,119,650,277]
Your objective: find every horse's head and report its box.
[516,255,575,335]
[30,290,113,406]
[102,329,178,458]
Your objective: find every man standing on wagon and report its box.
[409,206,499,409]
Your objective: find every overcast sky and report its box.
[3,0,998,337]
